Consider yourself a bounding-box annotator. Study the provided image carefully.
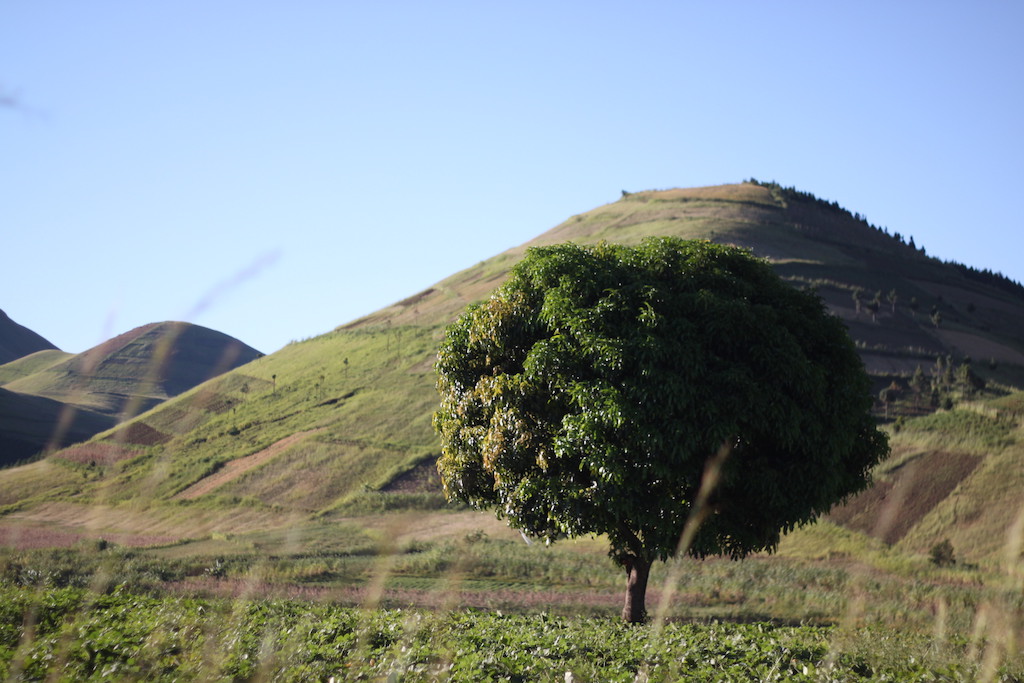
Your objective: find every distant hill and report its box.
[0,349,72,386]
[2,321,263,416]
[1,182,1023,566]
[0,309,58,364]
[0,386,115,466]
[350,182,1024,380]
[0,321,262,462]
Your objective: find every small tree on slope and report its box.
[433,238,888,623]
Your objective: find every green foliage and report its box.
[930,539,956,567]
[0,582,1015,681]
[434,238,888,615]
[910,365,927,396]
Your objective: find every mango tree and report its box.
[433,238,888,622]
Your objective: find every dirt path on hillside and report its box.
[175,429,323,500]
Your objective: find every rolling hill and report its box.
[0,309,58,364]
[0,386,115,465]
[0,321,263,464]
[1,181,1023,568]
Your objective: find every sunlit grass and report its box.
[1,554,1023,680]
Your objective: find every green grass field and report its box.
[2,583,1016,681]
[2,529,1023,681]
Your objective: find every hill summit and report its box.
[0,309,58,364]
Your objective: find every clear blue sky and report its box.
[2,2,1021,355]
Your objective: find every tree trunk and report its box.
[621,556,651,623]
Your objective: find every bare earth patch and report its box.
[828,450,981,544]
[110,421,171,446]
[380,458,442,493]
[175,429,324,500]
[57,442,141,466]
[0,523,83,549]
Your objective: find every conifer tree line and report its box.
[745,179,1024,300]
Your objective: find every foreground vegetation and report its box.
[1,582,1019,681]
[2,517,1024,681]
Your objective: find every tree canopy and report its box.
[433,238,888,621]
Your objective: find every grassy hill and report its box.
[2,321,264,416]
[0,387,115,466]
[0,321,263,463]
[0,349,73,384]
[0,309,58,364]
[1,181,1023,571]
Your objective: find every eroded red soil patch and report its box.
[174,429,324,500]
[0,523,82,549]
[57,442,141,466]
[828,450,981,544]
[113,421,171,446]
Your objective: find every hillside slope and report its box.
[3,321,264,416]
[0,321,263,462]
[0,309,58,364]
[2,182,1022,565]
[0,349,73,385]
[352,183,1024,378]
[0,387,115,466]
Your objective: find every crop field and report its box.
[1,509,1024,681]
[0,583,1013,681]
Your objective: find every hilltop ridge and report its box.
[3,321,263,415]
[349,183,1024,376]
[0,309,58,364]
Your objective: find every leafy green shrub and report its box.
[930,540,956,567]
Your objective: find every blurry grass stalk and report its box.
[651,441,730,633]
